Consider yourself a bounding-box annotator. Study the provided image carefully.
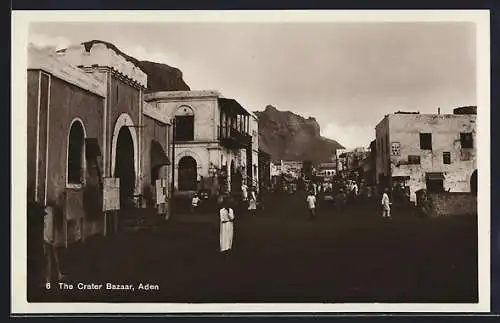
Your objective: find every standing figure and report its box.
[191,194,200,213]
[381,188,392,218]
[43,205,65,286]
[241,183,248,202]
[219,199,235,254]
[306,191,317,221]
[247,188,257,216]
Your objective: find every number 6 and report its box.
[45,282,51,290]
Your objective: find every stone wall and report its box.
[418,191,477,217]
[32,72,105,244]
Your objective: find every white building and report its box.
[144,91,258,195]
[375,108,477,203]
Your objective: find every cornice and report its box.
[57,42,147,88]
[28,44,106,97]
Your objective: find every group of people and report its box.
[304,184,392,220]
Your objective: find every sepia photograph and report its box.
[12,10,490,314]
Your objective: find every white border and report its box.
[12,10,490,314]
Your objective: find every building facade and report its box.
[375,109,477,203]
[258,149,271,190]
[143,91,258,196]
[281,160,303,179]
[316,162,337,178]
[28,42,172,245]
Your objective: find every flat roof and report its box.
[144,90,221,101]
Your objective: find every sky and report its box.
[28,21,477,149]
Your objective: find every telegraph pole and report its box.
[170,118,176,217]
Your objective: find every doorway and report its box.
[178,156,197,191]
[114,127,136,209]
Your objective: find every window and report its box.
[408,155,421,165]
[460,132,473,149]
[175,116,194,141]
[443,152,451,164]
[426,172,445,193]
[420,133,432,150]
[67,121,85,185]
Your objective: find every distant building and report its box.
[281,160,303,179]
[316,162,337,178]
[359,140,377,185]
[258,149,271,190]
[336,147,370,180]
[270,160,282,177]
[375,108,477,203]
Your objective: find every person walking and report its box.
[306,191,317,221]
[247,187,257,216]
[219,198,235,255]
[241,183,248,202]
[381,188,392,218]
[191,193,200,213]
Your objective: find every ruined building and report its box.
[375,107,477,204]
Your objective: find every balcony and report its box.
[218,125,251,149]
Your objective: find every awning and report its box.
[150,141,171,167]
[218,98,250,116]
[426,172,445,180]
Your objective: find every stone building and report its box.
[316,162,337,178]
[143,91,257,196]
[27,44,107,245]
[375,108,477,203]
[336,147,370,180]
[359,140,377,185]
[27,41,172,245]
[281,160,303,179]
[258,149,271,190]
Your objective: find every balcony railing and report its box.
[218,125,251,149]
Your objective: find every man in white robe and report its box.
[381,188,391,218]
[247,188,257,216]
[220,201,235,254]
[241,184,248,202]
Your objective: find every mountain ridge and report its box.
[255,105,344,164]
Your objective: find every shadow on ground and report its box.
[29,193,478,303]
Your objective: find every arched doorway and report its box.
[470,170,477,195]
[67,120,85,185]
[178,156,197,191]
[114,127,136,208]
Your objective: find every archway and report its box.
[114,127,136,208]
[67,120,86,185]
[470,170,477,195]
[178,156,197,191]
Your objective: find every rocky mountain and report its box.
[80,40,190,92]
[255,105,344,164]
